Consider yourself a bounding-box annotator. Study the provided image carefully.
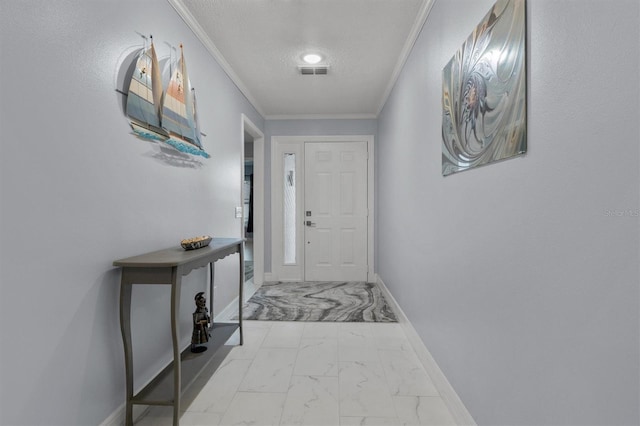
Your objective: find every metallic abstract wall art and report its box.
[442,0,526,176]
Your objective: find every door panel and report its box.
[304,142,368,281]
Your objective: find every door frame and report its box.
[241,114,264,286]
[270,135,375,282]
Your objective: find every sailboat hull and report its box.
[165,134,210,158]
[129,120,168,142]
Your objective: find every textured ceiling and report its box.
[170,0,433,119]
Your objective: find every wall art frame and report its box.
[442,0,527,176]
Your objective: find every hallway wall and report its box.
[0,1,263,424]
[376,0,639,425]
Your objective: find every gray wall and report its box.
[376,0,639,425]
[263,119,377,272]
[0,1,263,425]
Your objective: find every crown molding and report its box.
[375,0,436,117]
[167,0,267,118]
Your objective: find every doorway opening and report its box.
[241,115,264,288]
[243,134,254,283]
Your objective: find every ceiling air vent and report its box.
[299,66,329,75]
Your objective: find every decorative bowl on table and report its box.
[181,236,212,250]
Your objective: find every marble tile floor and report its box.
[135,321,457,426]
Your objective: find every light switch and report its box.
[235,206,242,218]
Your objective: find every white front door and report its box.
[304,142,368,281]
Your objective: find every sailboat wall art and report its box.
[441,0,526,176]
[125,36,210,159]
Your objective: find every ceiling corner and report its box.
[166,0,266,118]
[375,0,436,117]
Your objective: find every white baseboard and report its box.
[214,277,263,322]
[100,403,148,426]
[376,276,476,426]
[215,295,240,322]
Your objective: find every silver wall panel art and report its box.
[442,0,527,176]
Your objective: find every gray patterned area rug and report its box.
[240,281,397,322]
[244,261,254,282]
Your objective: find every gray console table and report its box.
[113,237,244,426]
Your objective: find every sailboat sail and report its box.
[161,44,209,158]
[191,88,203,149]
[126,37,164,137]
[162,45,195,142]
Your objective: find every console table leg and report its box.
[119,277,134,426]
[171,267,182,426]
[239,242,244,345]
[209,262,215,320]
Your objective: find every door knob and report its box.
[305,221,316,227]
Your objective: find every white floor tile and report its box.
[338,361,397,418]
[238,348,297,393]
[340,416,401,426]
[179,411,222,426]
[244,320,273,329]
[375,337,413,351]
[393,396,457,426]
[339,323,374,341]
[378,350,439,397]
[294,339,339,376]
[370,323,405,339]
[225,324,270,360]
[186,358,253,413]
[302,322,340,339]
[338,323,379,363]
[371,324,412,351]
[339,345,380,363]
[219,392,286,426]
[262,321,305,348]
[136,407,223,426]
[281,375,340,426]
